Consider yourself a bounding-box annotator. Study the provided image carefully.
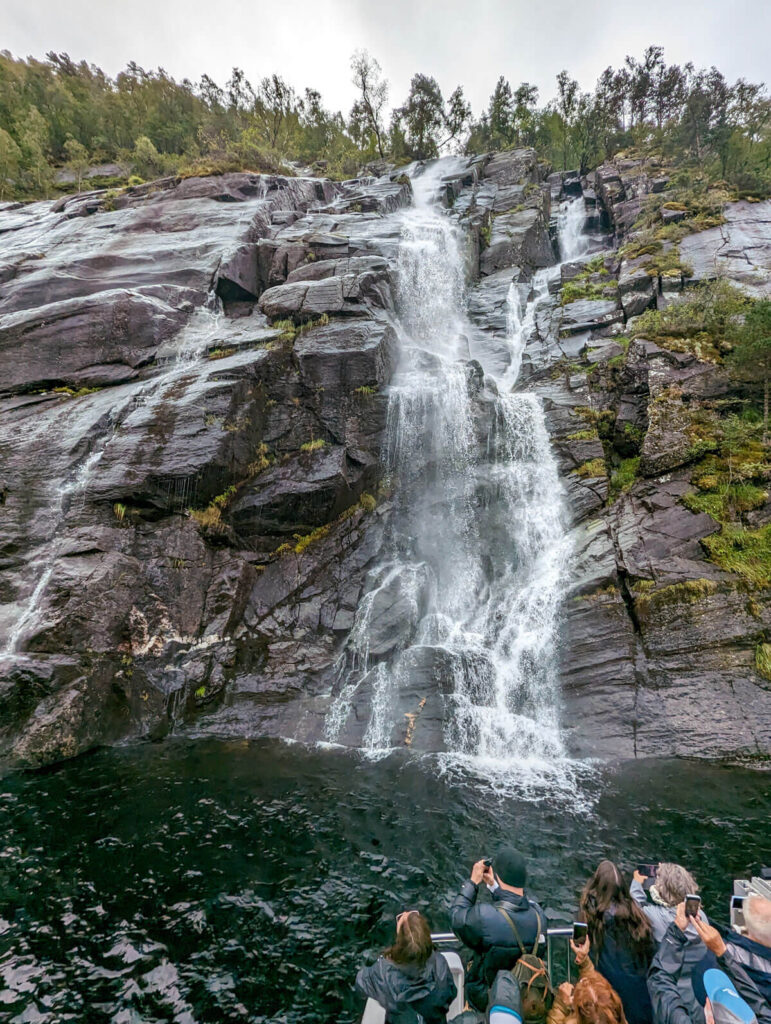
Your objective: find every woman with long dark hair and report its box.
[355,910,457,1023]
[578,860,655,1024]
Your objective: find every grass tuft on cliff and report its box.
[702,524,771,589]
[756,643,771,682]
[633,578,719,616]
[573,457,607,479]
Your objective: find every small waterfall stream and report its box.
[327,168,591,787]
[0,303,225,660]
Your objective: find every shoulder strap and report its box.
[497,906,526,955]
[531,909,543,956]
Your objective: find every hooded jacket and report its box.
[647,921,770,1024]
[630,881,708,1023]
[451,880,545,1010]
[630,879,710,944]
[723,930,771,1004]
[355,950,457,1024]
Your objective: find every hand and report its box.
[470,859,488,885]
[570,936,590,965]
[633,869,648,884]
[558,982,574,1004]
[674,901,688,933]
[482,863,495,887]
[690,914,726,957]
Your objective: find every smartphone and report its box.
[573,922,589,943]
[685,894,701,918]
[637,863,657,878]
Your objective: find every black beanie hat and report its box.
[495,847,527,888]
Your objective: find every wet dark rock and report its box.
[618,257,656,317]
[560,297,624,334]
[480,199,554,277]
[1,155,770,769]
[482,149,542,187]
[679,199,771,294]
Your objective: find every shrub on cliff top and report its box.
[629,279,748,360]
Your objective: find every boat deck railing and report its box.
[431,927,578,986]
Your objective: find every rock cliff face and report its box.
[0,150,769,767]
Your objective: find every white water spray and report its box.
[326,165,591,790]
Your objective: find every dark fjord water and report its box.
[0,741,768,1023]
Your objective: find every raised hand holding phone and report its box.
[690,914,726,956]
[684,894,701,919]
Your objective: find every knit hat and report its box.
[494,847,527,888]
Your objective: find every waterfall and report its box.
[557,196,590,263]
[326,162,589,789]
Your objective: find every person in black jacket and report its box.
[451,847,545,1012]
[579,859,655,1024]
[356,910,457,1024]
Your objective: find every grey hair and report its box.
[744,896,771,946]
[655,863,699,906]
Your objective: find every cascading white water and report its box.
[558,196,591,263]
[326,164,591,790]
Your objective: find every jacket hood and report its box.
[728,930,771,964]
[492,889,530,912]
[369,953,443,1008]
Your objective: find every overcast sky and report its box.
[4,0,770,115]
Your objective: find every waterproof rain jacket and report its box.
[355,950,457,1024]
[630,880,708,1023]
[451,880,545,1011]
[647,921,770,1024]
[723,930,771,1005]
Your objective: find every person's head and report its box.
[579,860,652,962]
[572,971,629,1024]
[744,895,771,949]
[384,911,433,970]
[693,963,757,1024]
[492,847,527,893]
[654,863,699,907]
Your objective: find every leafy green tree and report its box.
[441,86,472,149]
[350,50,388,159]
[488,77,515,148]
[17,105,52,192]
[398,74,445,159]
[131,134,164,178]
[555,70,579,169]
[63,136,89,191]
[513,83,539,144]
[728,299,771,444]
[0,127,21,198]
